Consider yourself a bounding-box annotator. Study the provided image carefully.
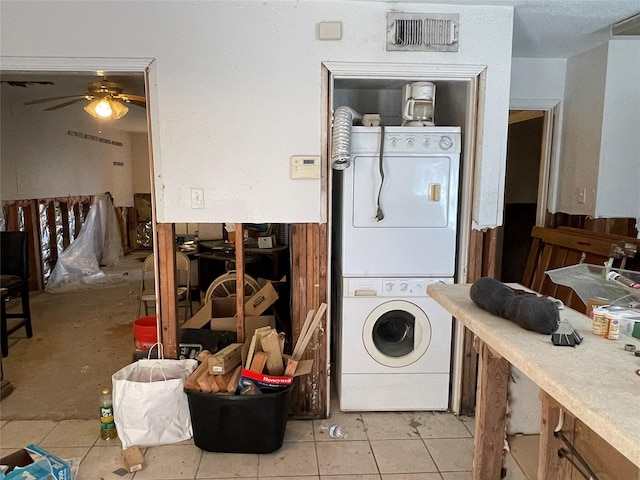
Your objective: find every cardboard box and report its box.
[121,446,144,473]
[0,444,71,480]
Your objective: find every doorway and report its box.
[0,59,155,419]
[496,107,556,283]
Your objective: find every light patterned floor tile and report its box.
[134,444,202,479]
[316,440,378,476]
[0,420,56,448]
[76,445,134,480]
[424,438,474,472]
[261,477,319,480]
[0,421,6,429]
[458,415,475,437]
[196,451,259,478]
[258,441,318,477]
[284,420,315,442]
[415,412,472,439]
[321,476,381,480]
[441,472,472,480]
[382,474,443,480]
[370,439,437,474]
[40,419,99,447]
[361,412,422,440]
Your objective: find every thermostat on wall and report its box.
[290,155,321,179]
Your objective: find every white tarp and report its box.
[46,193,123,290]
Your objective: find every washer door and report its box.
[363,300,432,367]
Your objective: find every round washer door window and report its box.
[363,300,432,367]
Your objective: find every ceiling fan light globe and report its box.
[110,100,129,119]
[94,98,113,118]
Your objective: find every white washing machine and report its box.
[339,126,461,278]
[335,277,453,411]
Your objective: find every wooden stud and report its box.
[156,223,178,359]
[235,223,245,343]
[538,391,573,480]
[472,340,508,480]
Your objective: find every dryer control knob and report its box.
[385,283,394,292]
[439,136,454,150]
[400,283,408,291]
[389,138,399,147]
[406,138,414,147]
[423,138,431,147]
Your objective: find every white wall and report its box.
[596,39,640,219]
[557,43,608,215]
[131,133,151,194]
[1,1,513,226]
[0,89,134,206]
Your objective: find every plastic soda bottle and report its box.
[100,388,118,440]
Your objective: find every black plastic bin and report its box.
[185,386,292,453]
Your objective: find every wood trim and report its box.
[289,223,328,418]
[156,223,178,358]
[508,110,544,124]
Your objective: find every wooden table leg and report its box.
[473,340,509,480]
[538,391,573,480]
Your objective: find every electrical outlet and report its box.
[577,188,587,204]
[191,188,204,209]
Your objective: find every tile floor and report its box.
[1,400,528,480]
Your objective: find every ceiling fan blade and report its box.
[128,99,146,108]
[43,98,86,111]
[24,95,86,105]
[117,93,146,104]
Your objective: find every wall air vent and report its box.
[387,13,459,52]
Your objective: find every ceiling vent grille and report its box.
[387,13,459,52]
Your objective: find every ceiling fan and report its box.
[23,80,145,120]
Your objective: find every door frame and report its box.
[322,61,486,414]
[508,99,561,226]
[0,56,180,354]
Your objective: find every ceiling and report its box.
[1,1,638,132]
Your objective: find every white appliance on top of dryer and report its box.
[335,276,453,411]
[339,126,461,278]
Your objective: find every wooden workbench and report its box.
[427,283,640,480]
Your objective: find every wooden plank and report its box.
[249,351,268,373]
[235,223,245,343]
[538,391,573,480]
[473,340,508,480]
[260,329,284,376]
[24,200,43,291]
[156,223,178,359]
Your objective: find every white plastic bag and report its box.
[112,355,197,449]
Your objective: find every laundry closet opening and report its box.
[328,77,471,412]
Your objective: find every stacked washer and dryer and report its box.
[332,83,461,411]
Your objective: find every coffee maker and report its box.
[401,81,435,126]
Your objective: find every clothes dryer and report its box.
[335,277,453,411]
[338,126,461,278]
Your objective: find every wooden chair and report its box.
[1,231,33,356]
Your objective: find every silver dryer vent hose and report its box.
[331,106,362,170]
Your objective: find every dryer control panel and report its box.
[345,277,453,297]
[350,126,461,155]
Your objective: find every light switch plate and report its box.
[290,156,321,179]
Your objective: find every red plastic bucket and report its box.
[134,315,158,350]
